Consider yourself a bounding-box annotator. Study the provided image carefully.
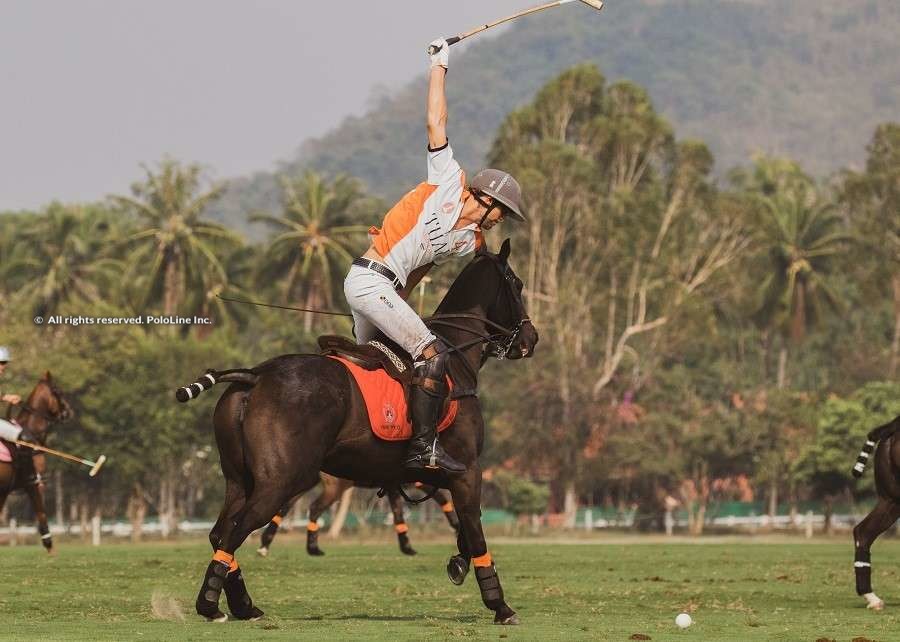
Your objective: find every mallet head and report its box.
[579,0,604,10]
[89,454,107,477]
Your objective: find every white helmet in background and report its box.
[0,346,10,362]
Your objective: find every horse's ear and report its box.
[43,370,52,381]
[499,238,511,263]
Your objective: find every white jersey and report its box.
[368,142,483,287]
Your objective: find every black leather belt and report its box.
[352,257,403,290]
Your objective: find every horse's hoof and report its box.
[447,555,469,586]
[256,547,269,558]
[864,593,885,611]
[307,548,325,557]
[494,612,520,625]
[204,611,228,622]
[233,606,265,621]
[401,546,417,556]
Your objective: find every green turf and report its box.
[1,535,899,641]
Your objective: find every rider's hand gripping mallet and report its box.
[13,440,107,477]
[427,0,604,55]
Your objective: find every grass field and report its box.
[2,534,899,641]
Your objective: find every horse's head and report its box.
[21,372,74,440]
[440,238,539,361]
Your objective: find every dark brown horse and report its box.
[0,372,73,552]
[178,240,538,624]
[257,472,459,557]
[851,414,900,610]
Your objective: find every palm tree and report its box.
[251,171,372,332]
[3,204,123,316]
[111,159,242,317]
[751,177,850,387]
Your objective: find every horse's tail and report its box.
[851,415,900,478]
[175,368,258,403]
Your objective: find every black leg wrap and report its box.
[476,564,505,609]
[195,561,229,621]
[307,530,324,556]
[260,522,279,549]
[39,523,52,550]
[855,548,873,595]
[447,554,470,586]
[398,532,416,556]
[224,569,264,620]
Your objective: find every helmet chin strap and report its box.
[472,192,498,229]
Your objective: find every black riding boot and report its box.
[404,342,465,475]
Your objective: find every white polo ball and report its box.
[675,613,693,629]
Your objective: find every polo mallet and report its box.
[426,0,604,55]
[14,440,107,477]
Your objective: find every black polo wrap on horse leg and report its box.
[195,557,230,621]
[260,516,280,549]
[38,520,52,551]
[307,522,324,556]
[855,547,873,595]
[475,563,504,608]
[224,565,264,620]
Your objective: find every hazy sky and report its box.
[0,0,527,210]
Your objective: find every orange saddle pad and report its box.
[329,356,459,441]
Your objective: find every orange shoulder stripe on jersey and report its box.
[373,182,438,257]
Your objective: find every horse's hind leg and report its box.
[853,497,900,610]
[450,468,518,625]
[388,489,416,555]
[257,495,299,557]
[197,473,319,621]
[306,475,351,556]
[433,488,460,533]
[24,473,52,553]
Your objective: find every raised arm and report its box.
[426,39,449,150]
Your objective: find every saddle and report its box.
[317,335,413,386]
[317,335,459,442]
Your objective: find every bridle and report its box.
[13,383,71,430]
[424,252,531,389]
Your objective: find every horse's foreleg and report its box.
[450,471,518,625]
[852,497,900,610]
[24,477,52,553]
[388,489,416,555]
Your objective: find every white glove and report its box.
[428,38,449,69]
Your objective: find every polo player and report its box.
[0,347,39,448]
[342,39,526,475]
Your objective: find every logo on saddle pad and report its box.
[382,402,397,426]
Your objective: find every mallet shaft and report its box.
[13,439,105,475]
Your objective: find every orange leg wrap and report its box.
[271,514,283,526]
[307,521,319,532]
[395,523,409,534]
[212,549,234,565]
[442,501,454,513]
[473,552,493,567]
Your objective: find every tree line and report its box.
[1,64,898,535]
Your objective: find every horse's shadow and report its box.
[298,614,479,623]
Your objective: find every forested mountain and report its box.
[209,0,900,233]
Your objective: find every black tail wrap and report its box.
[176,371,218,403]
[475,564,505,610]
[852,439,877,478]
[855,548,873,595]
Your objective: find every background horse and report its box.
[179,240,538,624]
[0,372,73,552]
[257,472,459,557]
[851,414,900,610]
